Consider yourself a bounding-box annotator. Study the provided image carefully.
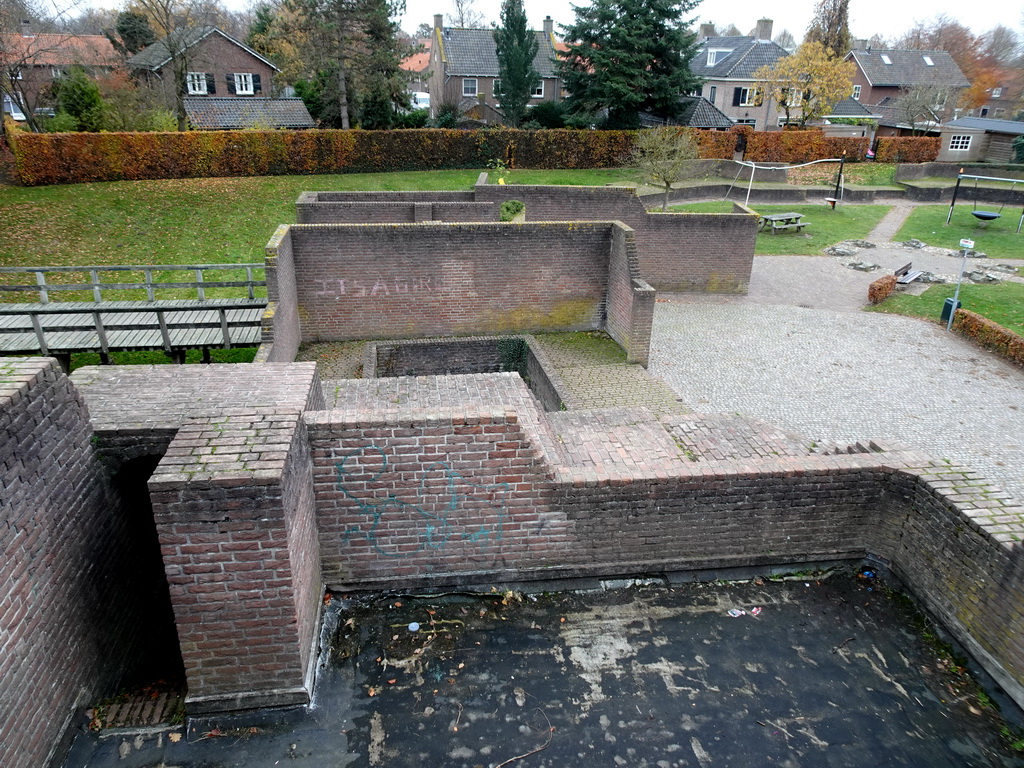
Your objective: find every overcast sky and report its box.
[396,0,1019,42]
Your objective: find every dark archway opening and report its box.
[111,455,186,692]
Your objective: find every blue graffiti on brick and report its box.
[335,445,509,557]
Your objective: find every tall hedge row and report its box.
[874,136,941,164]
[2,120,936,187]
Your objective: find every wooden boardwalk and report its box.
[0,299,266,356]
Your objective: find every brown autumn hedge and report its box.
[868,274,897,304]
[875,137,940,164]
[3,121,901,187]
[953,309,1024,368]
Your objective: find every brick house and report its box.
[844,47,969,136]
[426,13,562,122]
[965,67,1024,121]
[127,26,277,106]
[1,24,118,120]
[689,19,790,132]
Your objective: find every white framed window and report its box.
[462,78,477,97]
[187,72,208,95]
[734,118,756,125]
[948,134,972,151]
[852,84,861,100]
[739,87,757,106]
[922,55,934,66]
[234,72,254,95]
[880,54,892,64]
[993,87,1002,98]
[709,85,717,104]
[707,49,731,67]
[995,108,1005,117]
[50,67,64,79]
[531,80,543,98]
[8,68,22,80]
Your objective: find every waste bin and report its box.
[941,297,961,324]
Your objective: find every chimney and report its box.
[21,19,33,37]
[754,18,773,41]
[699,23,715,41]
[433,13,443,31]
[852,38,868,50]
[543,16,553,37]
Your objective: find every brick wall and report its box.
[295,200,497,224]
[297,182,755,294]
[276,222,614,341]
[147,410,321,713]
[639,212,756,292]
[0,358,143,768]
[258,225,302,363]
[605,224,654,366]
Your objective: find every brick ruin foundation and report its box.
[4,183,1024,766]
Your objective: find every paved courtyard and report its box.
[650,248,1024,504]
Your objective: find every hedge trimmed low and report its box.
[874,137,941,164]
[2,120,935,187]
[953,309,1024,368]
[868,274,897,304]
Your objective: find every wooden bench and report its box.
[895,262,924,285]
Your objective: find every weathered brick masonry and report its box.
[9,359,1024,762]
[298,183,757,294]
[295,192,497,224]
[263,221,654,365]
[0,359,146,768]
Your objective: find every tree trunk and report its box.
[337,59,350,129]
[662,184,669,212]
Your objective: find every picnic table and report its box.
[759,212,812,234]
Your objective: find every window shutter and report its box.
[732,88,741,106]
[253,74,262,94]
[206,73,216,95]
[226,74,236,95]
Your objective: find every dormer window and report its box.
[993,87,1003,98]
[707,49,731,66]
[880,54,892,64]
[922,55,934,66]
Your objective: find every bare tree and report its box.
[0,0,96,131]
[631,127,699,211]
[447,0,485,29]
[773,29,797,51]
[892,83,961,134]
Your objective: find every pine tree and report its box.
[107,11,157,56]
[493,0,538,128]
[356,0,412,128]
[559,0,702,129]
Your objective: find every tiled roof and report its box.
[826,98,880,118]
[691,36,789,80]
[440,27,558,77]
[640,97,735,129]
[0,33,118,67]
[847,49,968,88]
[185,97,314,129]
[943,117,1024,136]
[127,26,277,72]
[401,39,431,73]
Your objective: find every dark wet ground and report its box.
[64,567,1024,768]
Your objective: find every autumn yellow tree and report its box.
[753,41,855,128]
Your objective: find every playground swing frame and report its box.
[946,170,1024,233]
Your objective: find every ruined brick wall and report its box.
[294,201,497,224]
[306,409,559,586]
[0,358,141,768]
[474,183,648,227]
[278,222,613,341]
[259,225,302,363]
[872,468,1024,705]
[605,224,654,366]
[148,410,321,714]
[638,213,756,293]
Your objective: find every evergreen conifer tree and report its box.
[493,0,538,128]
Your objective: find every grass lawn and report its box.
[0,168,640,279]
[669,202,891,255]
[867,281,1024,336]
[895,204,1024,261]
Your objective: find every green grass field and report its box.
[669,201,891,255]
[0,168,640,275]
[895,204,1024,261]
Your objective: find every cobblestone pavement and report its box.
[649,299,1024,503]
